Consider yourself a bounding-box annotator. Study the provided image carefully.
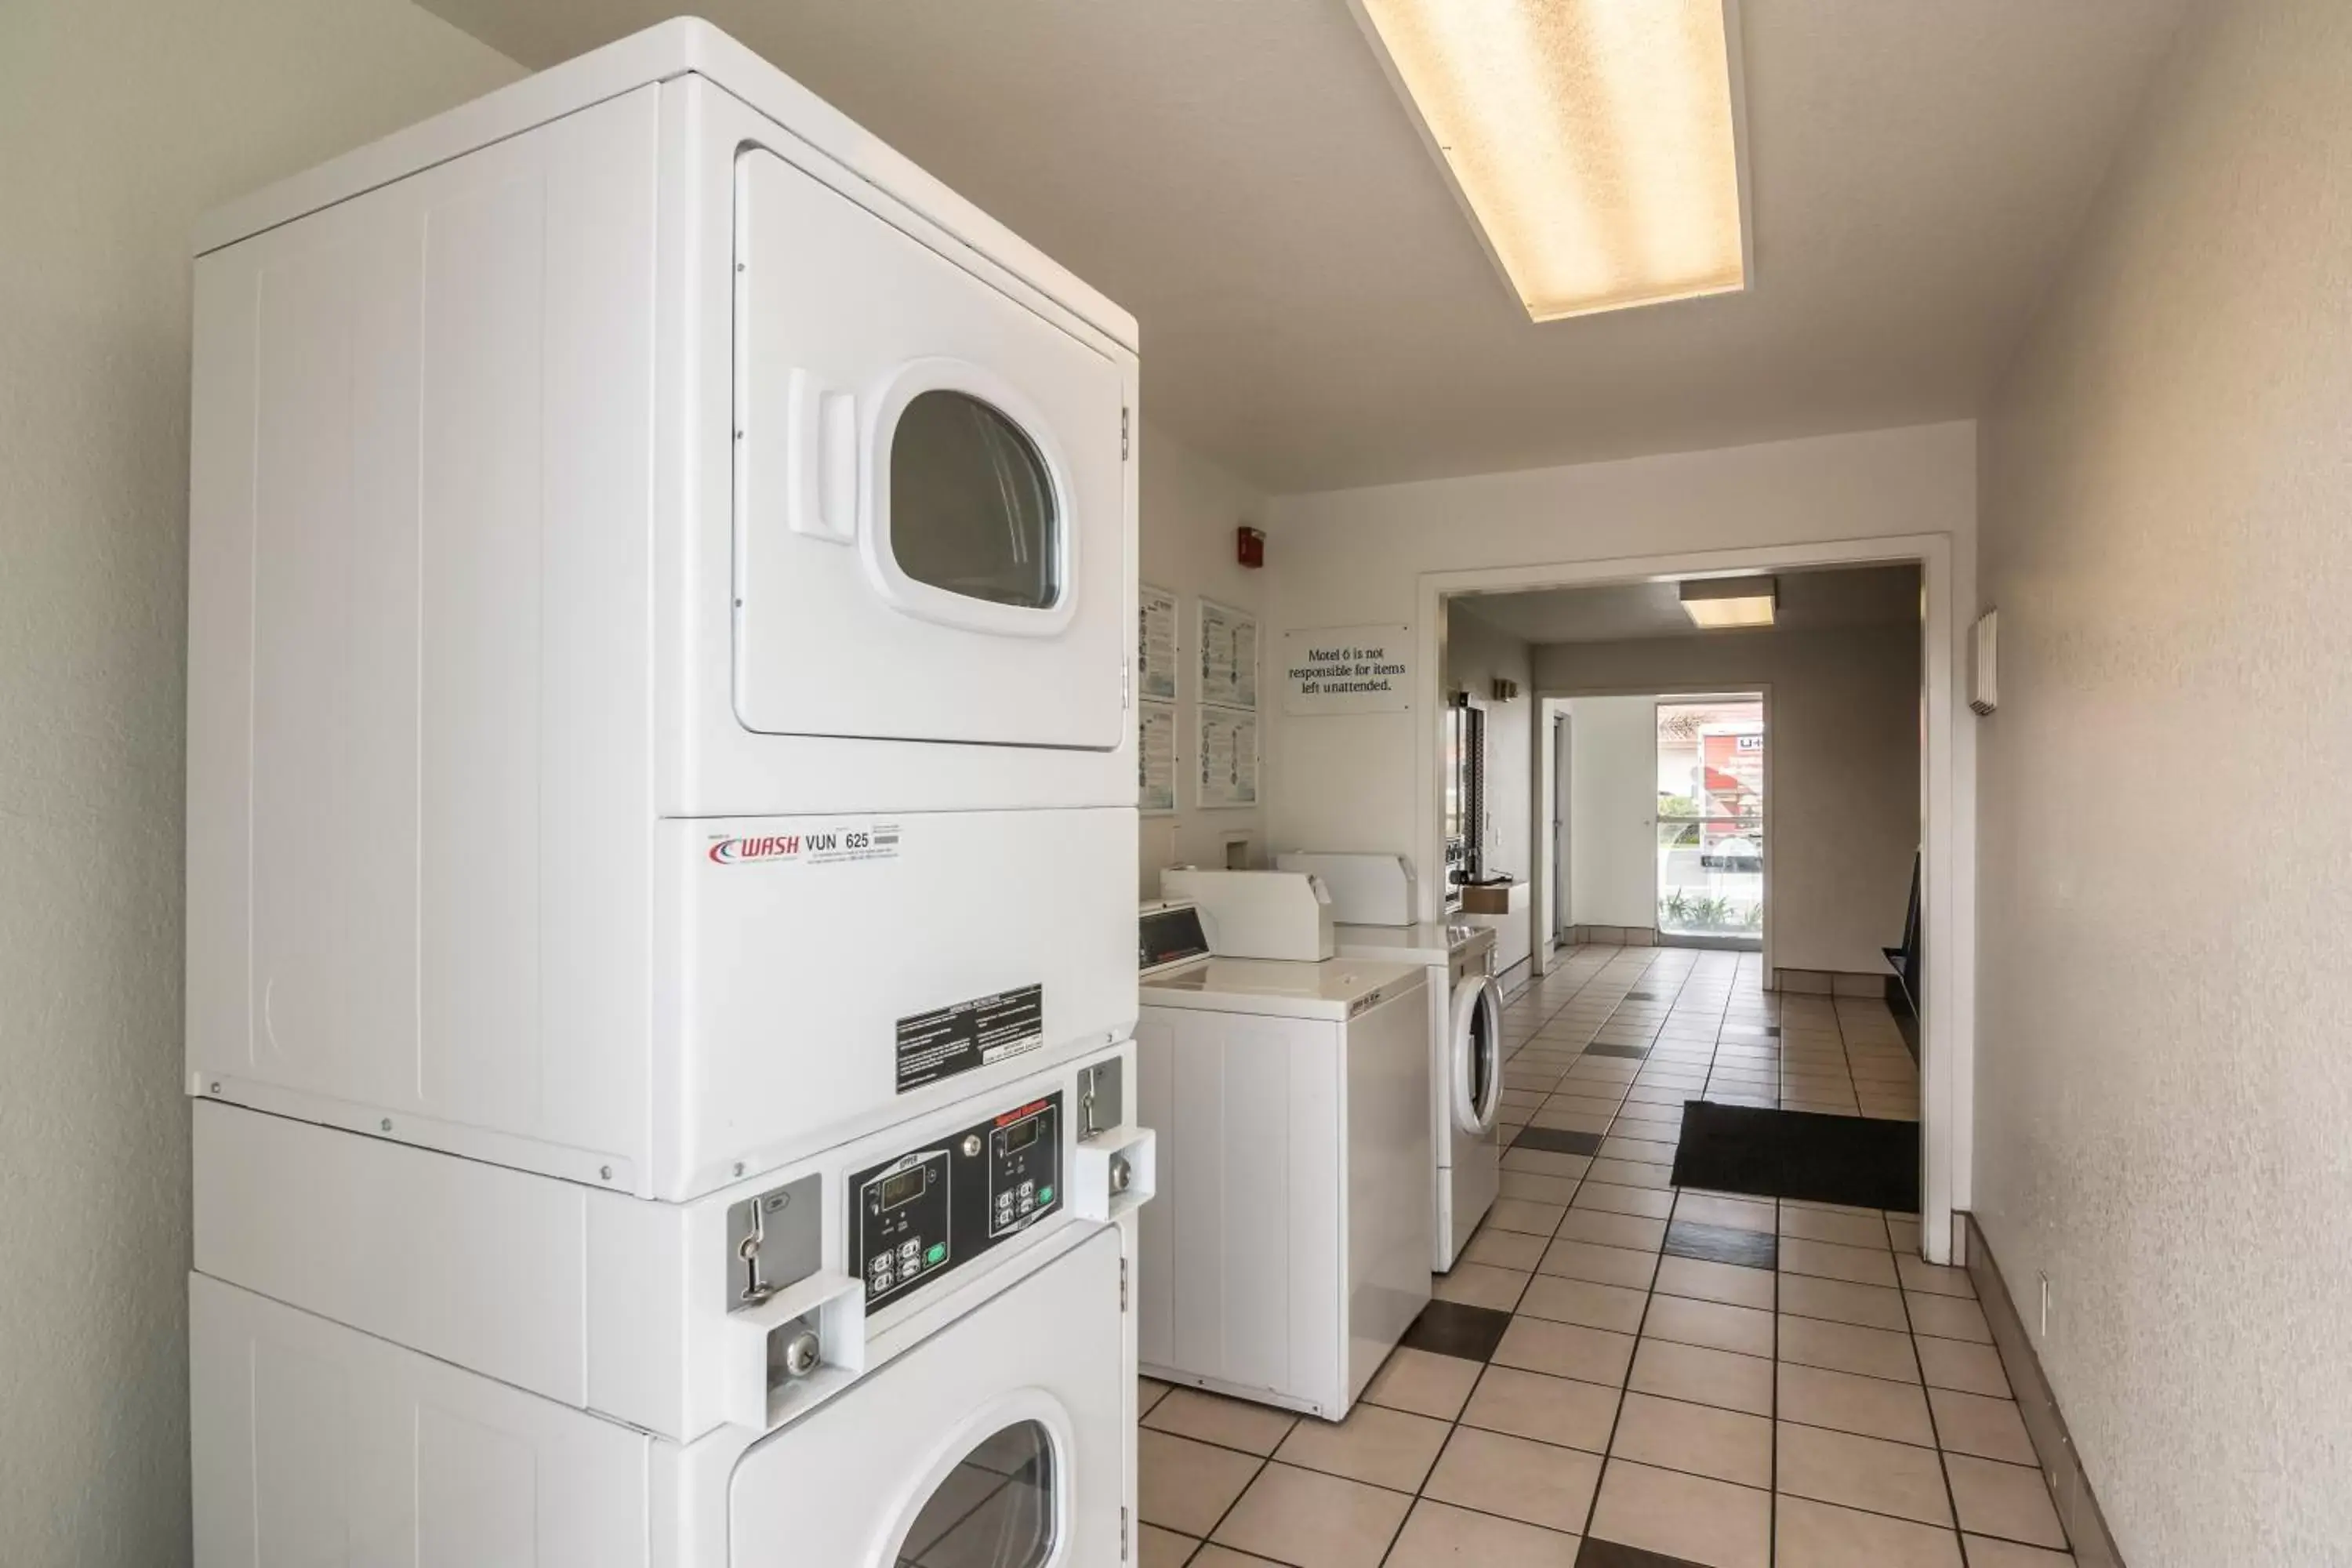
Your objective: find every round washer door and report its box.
[728,1227,1125,1566]
[1450,973,1504,1137]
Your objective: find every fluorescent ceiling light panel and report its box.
[1679,576,1777,629]
[1350,0,1749,321]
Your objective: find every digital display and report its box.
[1004,1116,1042,1155]
[879,1167,927,1210]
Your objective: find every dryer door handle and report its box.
[786,369,858,542]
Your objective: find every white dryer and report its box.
[1132,905,1432,1419]
[1334,921,1504,1272]
[192,1047,1156,1564]
[183,20,1142,1197]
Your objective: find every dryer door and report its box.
[1449,974,1503,1138]
[729,1227,1125,1566]
[733,149,1129,752]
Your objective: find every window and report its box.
[889,391,1060,610]
[895,1420,1056,1568]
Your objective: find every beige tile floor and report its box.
[1135,945,2065,1568]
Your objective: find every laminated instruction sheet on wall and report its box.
[1138,701,1178,814]
[1197,707,1258,809]
[1196,599,1258,712]
[1138,585,1178,702]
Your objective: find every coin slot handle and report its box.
[720,1268,864,1432]
[1071,1125,1155,1224]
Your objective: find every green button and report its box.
[925,1243,946,1265]
[1037,1185,1054,1205]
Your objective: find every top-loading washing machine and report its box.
[182,19,1142,1196]
[1131,898,1432,1420]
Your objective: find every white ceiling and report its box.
[1460,563,1920,644]
[416,0,2188,492]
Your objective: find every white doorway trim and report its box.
[1419,534,1968,1265]
[1548,706,1571,953]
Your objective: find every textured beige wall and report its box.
[1534,622,1922,975]
[1136,423,1270,895]
[0,5,517,1561]
[1975,1,2352,1559]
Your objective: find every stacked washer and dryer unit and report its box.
[183,22,1153,1566]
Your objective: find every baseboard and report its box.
[1771,966,1890,996]
[1962,1213,2125,1568]
[1565,924,1657,947]
[1886,975,1921,1062]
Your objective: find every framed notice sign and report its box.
[1196,598,1258,711]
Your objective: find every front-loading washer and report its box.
[1333,920,1503,1272]
[192,1223,1132,1567]
[183,20,1143,1197]
[191,1049,1156,1563]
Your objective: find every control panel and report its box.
[851,1092,1063,1309]
[1138,901,1210,976]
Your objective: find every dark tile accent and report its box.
[1584,1043,1650,1059]
[1661,1220,1780,1271]
[1577,1538,1717,1568]
[1511,1126,1604,1156]
[1624,992,1660,1001]
[1720,1024,1780,1039]
[1399,1299,1513,1363]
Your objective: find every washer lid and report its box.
[1138,956,1426,1020]
[1330,920,1457,964]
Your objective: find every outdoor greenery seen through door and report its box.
[1656,698,1763,942]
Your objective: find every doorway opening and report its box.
[1655,695,1764,947]
[1417,543,1964,1265]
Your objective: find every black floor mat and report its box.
[1670,1102,1919,1213]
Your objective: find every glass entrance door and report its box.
[1655,699,1764,944]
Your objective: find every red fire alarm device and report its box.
[1236,525,1265,568]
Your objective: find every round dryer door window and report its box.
[894,1419,1056,1567]
[891,391,1061,612]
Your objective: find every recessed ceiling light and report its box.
[1679,576,1777,629]
[1348,0,1751,322]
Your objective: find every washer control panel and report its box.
[851,1092,1062,1309]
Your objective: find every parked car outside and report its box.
[1700,834,1762,871]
